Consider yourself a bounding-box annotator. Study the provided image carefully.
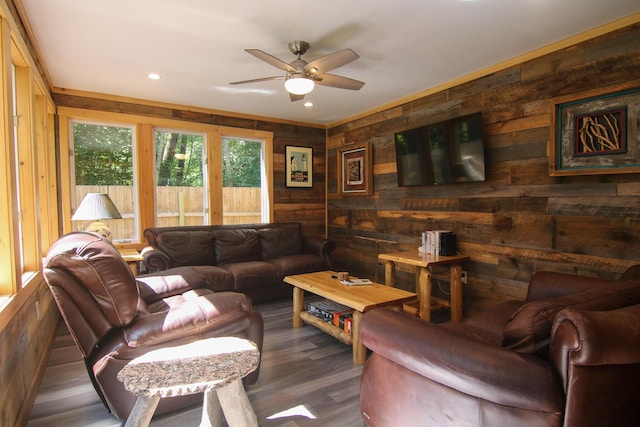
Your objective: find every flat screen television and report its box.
[394,112,486,186]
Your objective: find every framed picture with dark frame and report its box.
[338,142,372,195]
[550,82,640,176]
[285,145,313,188]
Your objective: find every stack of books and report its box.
[306,299,354,335]
[420,230,457,256]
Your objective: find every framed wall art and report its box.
[338,142,372,195]
[285,145,313,188]
[550,83,640,176]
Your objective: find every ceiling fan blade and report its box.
[306,49,359,73]
[245,49,295,73]
[315,73,365,90]
[229,76,284,85]
[289,93,305,102]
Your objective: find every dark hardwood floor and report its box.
[27,298,367,427]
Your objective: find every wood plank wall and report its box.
[0,279,59,427]
[53,93,328,238]
[327,23,640,313]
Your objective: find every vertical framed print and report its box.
[338,142,372,195]
[285,145,313,188]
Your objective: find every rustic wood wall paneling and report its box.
[0,280,59,427]
[327,23,640,313]
[53,94,328,238]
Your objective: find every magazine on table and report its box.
[341,278,373,286]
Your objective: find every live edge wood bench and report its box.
[117,337,260,427]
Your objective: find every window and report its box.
[34,91,59,252]
[222,137,267,224]
[11,64,24,270]
[58,109,274,244]
[71,121,137,242]
[12,58,39,281]
[155,129,206,226]
[0,30,56,299]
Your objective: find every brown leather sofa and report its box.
[43,231,264,420]
[142,222,335,303]
[359,267,640,427]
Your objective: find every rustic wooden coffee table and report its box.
[283,271,416,364]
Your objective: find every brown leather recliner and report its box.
[360,267,640,427]
[43,231,264,420]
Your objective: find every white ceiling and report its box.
[18,0,639,126]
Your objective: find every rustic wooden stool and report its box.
[117,337,260,427]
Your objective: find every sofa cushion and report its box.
[265,254,325,277]
[214,229,262,265]
[503,280,640,356]
[259,227,303,259]
[220,261,283,291]
[189,265,235,291]
[155,230,216,267]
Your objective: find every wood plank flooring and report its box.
[27,298,367,427]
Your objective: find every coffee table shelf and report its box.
[299,311,353,345]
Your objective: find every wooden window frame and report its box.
[0,18,56,298]
[58,107,274,247]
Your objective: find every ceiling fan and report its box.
[230,40,365,102]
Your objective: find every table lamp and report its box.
[72,193,123,240]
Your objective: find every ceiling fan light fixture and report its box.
[232,41,363,102]
[284,75,314,95]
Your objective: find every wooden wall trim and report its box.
[53,88,326,129]
[0,0,54,105]
[0,271,42,330]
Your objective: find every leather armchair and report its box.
[359,268,640,427]
[43,231,264,420]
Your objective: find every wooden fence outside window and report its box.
[73,186,262,239]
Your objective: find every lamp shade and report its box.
[284,76,314,95]
[72,193,123,221]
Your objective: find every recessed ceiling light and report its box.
[304,101,313,107]
[147,73,161,80]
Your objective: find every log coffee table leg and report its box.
[292,286,304,328]
[124,396,160,427]
[351,310,366,365]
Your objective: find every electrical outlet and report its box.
[461,271,468,285]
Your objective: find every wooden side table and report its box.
[378,251,469,322]
[118,248,144,276]
[117,337,260,427]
